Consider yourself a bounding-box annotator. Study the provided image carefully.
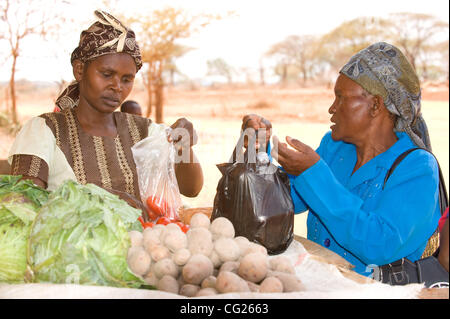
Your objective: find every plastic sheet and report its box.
[132,123,182,222]
[0,240,425,299]
[211,133,294,255]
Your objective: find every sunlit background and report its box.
[1,0,449,237]
[1,0,448,83]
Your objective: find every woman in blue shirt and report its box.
[242,42,441,276]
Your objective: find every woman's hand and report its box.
[272,136,320,176]
[170,117,198,149]
[169,117,204,197]
[241,114,272,151]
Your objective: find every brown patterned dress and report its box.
[10,108,151,200]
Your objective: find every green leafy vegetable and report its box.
[27,180,144,288]
[0,175,49,283]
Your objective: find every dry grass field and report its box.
[1,83,448,237]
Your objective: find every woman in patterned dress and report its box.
[8,11,203,216]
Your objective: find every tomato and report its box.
[146,195,170,217]
[174,221,184,230]
[156,217,171,225]
[137,216,145,227]
[142,222,154,229]
[146,208,160,222]
[181,223,190,233]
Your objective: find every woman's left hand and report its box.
[272,136,320,176]
[170,117,198,148]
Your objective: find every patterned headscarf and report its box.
[55,10,142,111]
[340,42,432,151]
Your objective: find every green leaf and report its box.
[0,175,48,283]
[28,180,144,288]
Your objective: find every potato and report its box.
[215,271,250,293]
[163,230,187,253]
[143,229,162,254]
[128,230,143,247]
[214,237,240,262]
[269,256,295,274]
[160,224,182,242]
[153,258,179,279]
[219,261,240,274]
[177,273,186,287]
[187,227,214,256]
[238,252,268,283]
[172,248,191,266]
[195,287,218,297]
[182,254,214,285]
[150,245,171,262]
[267,271,304,292]
[152,224,166,234]
[187,226,212,241]
[209,250,222,268]
[190,213,211,229]
[244,242,268,256]
[201,275,217,289]
[179,284,201,297]
[143,270,158,286]
[127,246,143,259]
[233,236,250,255]
[209,217,235,240]
[127,246,151,276]
[157,275,179,294]
[246,280,260,293]
[259,276,283,293]
[165,222,183,233]
[142,227,155,238]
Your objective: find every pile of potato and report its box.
[127,213,304,297]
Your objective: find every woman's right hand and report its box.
[241,114,272,151]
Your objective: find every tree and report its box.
[435,40,449,82]
[0,0,64,125]
[266,34,323,85]
[206,58,235,84]
[258,56,266,86]
[126,7,219,123]
[166,45,194,87]
[385,13,449,80]
[319,16,389,74]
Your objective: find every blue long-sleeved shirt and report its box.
[285,131,440,276]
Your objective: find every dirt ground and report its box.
[1,84,448,236]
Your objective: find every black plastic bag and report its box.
[211,134,294,255]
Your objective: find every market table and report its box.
[180,207,448,299]
[1,206,447,299]
[2,233,442,299]
[294,235,449,299]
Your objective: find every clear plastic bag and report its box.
[131,123,182,222]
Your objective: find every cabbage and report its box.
[0,175,49,283]
[27,180,144,288]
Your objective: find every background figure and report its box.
[121,100,143,116]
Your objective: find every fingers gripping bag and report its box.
[132,123,183,222]
[211,131,294,255]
